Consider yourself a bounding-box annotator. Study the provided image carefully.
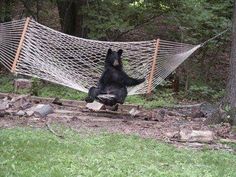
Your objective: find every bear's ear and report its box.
[107,48,112,56]
[117,49,123,57]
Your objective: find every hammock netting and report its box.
[0,18,200,95]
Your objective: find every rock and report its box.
[20,102,32,110]
[129,108,140,117]
[16,110,25,116]
[200,103,217,118]
[11,95,30,109]
[159,109,166,118]
[216,123,231,138]
[14,78,32,92]
[0,100,9,111]
[86,101,105,111]
[26,110,34,117]
[0,111,5,117]
[33,104,54,118]
[52,97,63,106]
[3,96,10,101]
[166,131,179,139]
[179,129,215,143]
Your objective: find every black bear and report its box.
[85,48,145,107]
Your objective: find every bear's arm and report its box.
[112,70,145,86]
[99,68,145,87]
[123,74,145,86]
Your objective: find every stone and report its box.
[86,101,105,111]
[200,103,217,118]
[166,131,179,139]
[129,108,140,117]
[26,110,34,117]
[14,78,32,92]
[33,104,54,118]
[0,100,9,111]
[16,110,25,116]
[20,102,32,110]
[11,95,30,109]
[0,111,5,117]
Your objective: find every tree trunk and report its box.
[225,0,236,125]
[57,0,85,37]
[206,1,236,125]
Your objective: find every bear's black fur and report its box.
[85,48,145,106]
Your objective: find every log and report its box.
[179,129,215,143]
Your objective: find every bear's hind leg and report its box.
[115,87,127,104]
[85,86,101,103]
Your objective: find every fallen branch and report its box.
[45,118,64,139]
[81,109,134,119]
[220,138,236,144]
[171,103,204,109]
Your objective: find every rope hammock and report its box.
[0,18,225,95]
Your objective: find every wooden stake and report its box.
[11,17,30,73]
[147,38,160,94]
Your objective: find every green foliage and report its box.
[0,74,14,93]
[30,77,41,96]
[83,0,173,39]
[0,0,14,22]
[189,85,224,100]
[179,83,225,101]
[1,128,236,177]
[168,0,232,44]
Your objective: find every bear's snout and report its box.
[113,60,119,66]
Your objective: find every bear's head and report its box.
[105,48,123,69]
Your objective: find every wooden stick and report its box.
[46,118,64,139]
[147,38,160,94]
[11,17,30,73]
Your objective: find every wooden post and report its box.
[147,38,160,94]
[11,17,30,73]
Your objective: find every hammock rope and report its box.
[0,18,226,95]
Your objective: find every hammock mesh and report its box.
[0,18,200,95]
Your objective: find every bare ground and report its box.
[0,93,236,152]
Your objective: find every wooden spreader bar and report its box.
[147,38,160,94]
[11,17,30,73]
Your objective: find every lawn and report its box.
[0,128,236,177]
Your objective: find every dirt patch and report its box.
[0,93,235,152]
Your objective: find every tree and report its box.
[0,0,14,22]
[20,0,42,22]
[57,0,86,36]
[225,0,236,125]
[82,0,175,40]
[207,0,236,125]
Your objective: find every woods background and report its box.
[0,0,233,100]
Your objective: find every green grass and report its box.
[0,128,236,177]
[37,83,87,100]
[0,74,14,92]
[126,90,176,109]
